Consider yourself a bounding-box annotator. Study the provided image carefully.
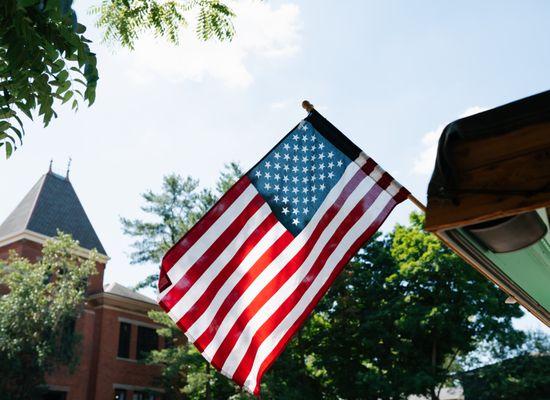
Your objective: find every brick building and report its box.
[0,171,165,400]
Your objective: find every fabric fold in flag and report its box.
[158,109,409,395]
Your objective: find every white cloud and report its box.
[127,1,301,88]
[412,106,487,175]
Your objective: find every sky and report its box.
[1,0,549,332]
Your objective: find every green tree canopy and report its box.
[0,232,97,400]
[123,166,536,399]
[303,213,526,400]
[1,0,98,158]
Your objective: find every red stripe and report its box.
[161,176,251,273]
[187,230,294,352]
[194,169,366,354]
[394,187,410,203]
[176,214,278,330]
[361,158,377,174]
[161,194,265,310]
[231,185,383,385]
[251,195,404,395]
[208,172,375,370]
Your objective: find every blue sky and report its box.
[1,0,549,331]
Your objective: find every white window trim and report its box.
[118,316,163,330]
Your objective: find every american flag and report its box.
[158,109,409,395]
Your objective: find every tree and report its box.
[460,354,550,400]
[458,330,550,400]
[0,0,98,158]
[93,0,235,50]
[124,165,534,399]
[306,213,526,399]
[1,0,235,158]
[0,232,97,400]
[146,310,250,400]
[121,162,242,289]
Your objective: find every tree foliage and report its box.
[301,213,526,399]
[460,353,550,400]
[146,310,250,400]
[1,0,236,158]
[0,232,97,400]
[92,0,235,49]
[121,162,242,288]
[123,167,538,399]
[0,0,98,158]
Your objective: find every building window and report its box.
[117,322,131,358]
[132,391,156,400]
[114,389,127,400]
[136,326,158,360]
[42,391,67,400]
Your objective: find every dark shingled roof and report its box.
[0,172,107,255]
[104,282,157,305]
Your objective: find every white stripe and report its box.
[355,152,369,167]
[386,180,402,197]
[244,190,393,393]
[167,203,272,321]
[369,165,384,182]
[355,152,404,198]
[186,161,361,343]
[190,162,360,348]
[160,184,257,299]
[219,177,379,376]
[186,222,287,340]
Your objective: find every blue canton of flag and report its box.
[248,121,348,235]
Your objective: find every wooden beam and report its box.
[425,122,550,231]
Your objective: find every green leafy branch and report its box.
[92,0,235,49]
[0,0,98,158]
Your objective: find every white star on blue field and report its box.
[248,121,350,236]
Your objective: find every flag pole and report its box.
[301,100,427,213]
[407,193,427,213]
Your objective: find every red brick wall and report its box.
[0,239,43,262]
[45,307,97,399]
[89,307,163,400]
[0,239,106,295]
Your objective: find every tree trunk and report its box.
[430,340,438,400]
[205,362,212,400]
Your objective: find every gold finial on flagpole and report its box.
[302,100,314,113]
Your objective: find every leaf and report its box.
[75,23,86,34]
[56,81,71,95]
[0,121,10,132]
[57,70,69,82]
[10,126,23,142]
[15,102,33,120]
[5,142,13,158]
[0,110,16,119]
[62,91,73,104]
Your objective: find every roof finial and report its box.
[66,157,72,180]
[49,159,53,173]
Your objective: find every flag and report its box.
[158,109,409,395]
